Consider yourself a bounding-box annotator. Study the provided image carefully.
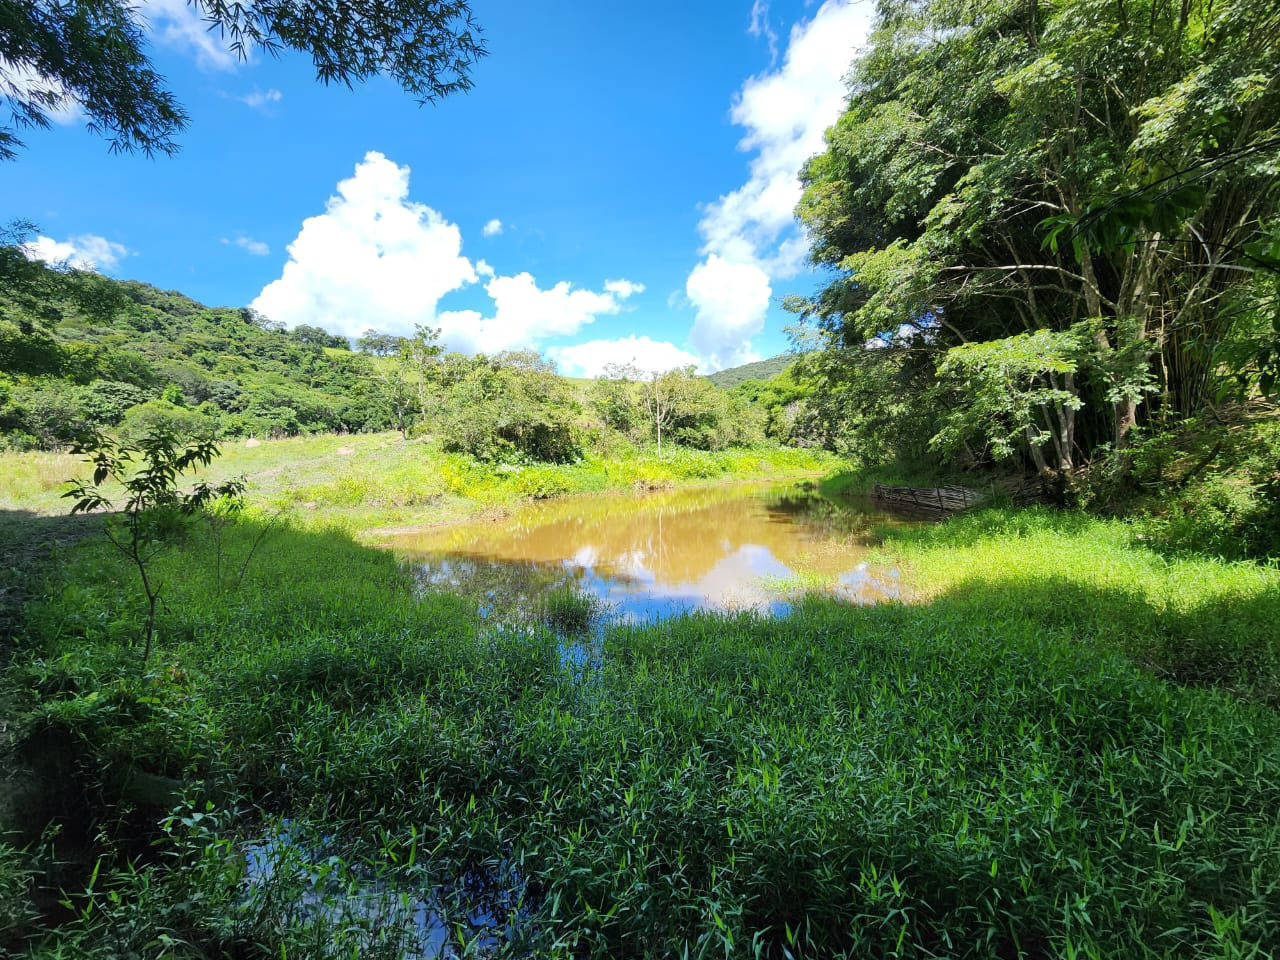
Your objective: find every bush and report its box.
[1127,414,1280,560]
[118,401,215,445]
[510,465,573,499]
[437,353,581,463]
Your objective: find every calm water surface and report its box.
[382,481,911,623]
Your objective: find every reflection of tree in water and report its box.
[397,482,913,617]
[414,556,598,622]
[762,491,901,542]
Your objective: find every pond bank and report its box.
[5,454,1280,957]
[0,434,840,538]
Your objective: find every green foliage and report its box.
[588,364,646,439]
[0,257,387,448]
[792,342,942,468]
[357,325,444,439]
[437,351,581,463]
[1123,414,1280,560]
[117,400,215,446]
[705,353,796,389]
[733,364,832,447]
[0,257,806,461]
[9,505,1280,957]
[0,0,485,159]
[63,430,246,660]
[0,840,37,950]
[796,0,1280,475]
[592,364,764,457]
[80,380,147,427]
[932,329,1084,462]
[538,584,605,634]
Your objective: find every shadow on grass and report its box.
[917,571,1280,707]
[5,506,1280,957]
[0,508,104,651]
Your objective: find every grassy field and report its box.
[0,433,836,535]
[3,461,1280,957]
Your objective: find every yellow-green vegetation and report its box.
[880,507,1280,706]
[2,432,835,534]
[4,489,1280,957]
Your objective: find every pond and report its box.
[380,480,912,625]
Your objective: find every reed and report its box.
[6,502,1280,958]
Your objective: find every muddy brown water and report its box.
[381,480,912,623]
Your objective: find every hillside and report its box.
[0,255,800,455]
[0,260,390,448]
[707,354,796,389]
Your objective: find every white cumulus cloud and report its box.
[686,256,769,370]
[138,0,241,70]
[482,218,504,237]
[684,0,872,370]
[23,234,128,272]
[436,272,640,355]
[240,88,282,110]
[548,336,705,379]
[252,152,477,337]
[252,151,643,354]
[223,235,270,256]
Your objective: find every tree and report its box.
[640,367,713,459]
[590,363,645,440]
[291,324,347,350]
[354,327,443,440]
[436,351,580,463]
[399,324,443,429]
[1,0,486,159]
[63,429,245,662]
[356,329,405,358]
[795,0,1280,477]
[1,221,125,370]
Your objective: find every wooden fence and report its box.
[872,483,986,514]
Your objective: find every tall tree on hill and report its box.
[0,0,485,159]
[796,0,1280,478]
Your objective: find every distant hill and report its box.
[0,260,395,448]
[707,354,797,389]
[1,255,809,451]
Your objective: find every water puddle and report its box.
[384,481,911,625]
[244,821,527,957]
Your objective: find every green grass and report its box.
[538,584,607,634]
[878,507,1280,705]
[5,494,1280,957]
[0,434,836,536]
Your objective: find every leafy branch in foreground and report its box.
[1,0,486,159]
[63,430,245,662]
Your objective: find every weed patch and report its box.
[5,500,1280,957]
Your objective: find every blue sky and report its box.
[7,0,873,375]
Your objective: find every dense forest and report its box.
[790,0,1279,499]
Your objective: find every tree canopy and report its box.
[795,0,1280,480]
[0,0,485,159]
